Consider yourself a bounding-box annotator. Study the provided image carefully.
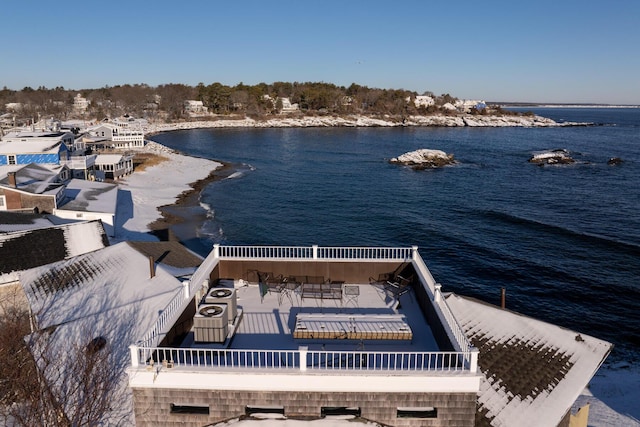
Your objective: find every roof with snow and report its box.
[19,242,185,330]
[0,220,109,277]
[0,211,55,233]
[0,163,65,195]
[445,293,612,427]
[0,130,72,153]
[95,154,132,165]
[56,178,118,214]
[126,241,204,269]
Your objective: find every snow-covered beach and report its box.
[111,132,638,426]
[112,141,222,244]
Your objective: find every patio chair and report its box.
[369,263,408,287]
[384,274,413,297]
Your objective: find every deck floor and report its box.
[181,281,440,353]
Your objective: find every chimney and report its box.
[7,172,17,188]
[500,287,506,309]
[149,256,155,279]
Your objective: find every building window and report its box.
[8,155,16,165]
[169,404,209,415]
[245,406,284,416]
[0,195,6,210]
[321,407,361,417]
[397,407,438,418]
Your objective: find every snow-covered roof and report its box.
[56,178,118,214]
[445,293,612,427]
[0,220,108,279]
[0,130,71,154]
[0,163,64,195]
[95,154,129,165]
[19,242,184,330]
[0,211,55,233]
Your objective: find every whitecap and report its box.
[226,171,244,180]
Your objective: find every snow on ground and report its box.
[112,143,221,242]
[573,363,640,426]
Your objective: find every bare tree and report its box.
[0,293,131,426]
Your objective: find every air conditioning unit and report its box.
[193,303,228,343]
[205,287,237,323]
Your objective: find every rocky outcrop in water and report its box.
[607,157,623,166]
[528,149,576,165]
[390,149,456,169]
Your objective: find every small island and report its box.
[528,149,576,165]
[390,149,456,169]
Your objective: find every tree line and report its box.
[0,82,472,123]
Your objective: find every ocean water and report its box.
[152,108,640,364]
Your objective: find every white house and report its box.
[73,94,90,112]
[455,99,487,112]
[86,123,144,149]
[406,95,435,108]
[184,100,208,115]
[280,97,299,113]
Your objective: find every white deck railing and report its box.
[130,346,476,373]
[215,245,414,261]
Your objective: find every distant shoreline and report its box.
[143,113,590,135]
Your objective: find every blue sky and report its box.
[2,0,639,104]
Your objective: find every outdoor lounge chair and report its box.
[384,274,413,297]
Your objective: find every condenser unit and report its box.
[205,287,237,323]
[193,303,228,343]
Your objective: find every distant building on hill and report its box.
[184,100,208,116]
[455,99,487,113]
[73,93,90,112]
[407,95,435,108]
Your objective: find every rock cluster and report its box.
[607,157,623,166]
[390,149,456,169]
[528,149,576,165]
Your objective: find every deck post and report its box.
[469,350,478,373]
[299,346,308,371]
[213,243,220,258]
[411,245,419,260]
[130,344,139,368]
[434,283,442,302]
[183,280,190,299]
[312,245,318,259]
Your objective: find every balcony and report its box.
[129,245,478,377]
